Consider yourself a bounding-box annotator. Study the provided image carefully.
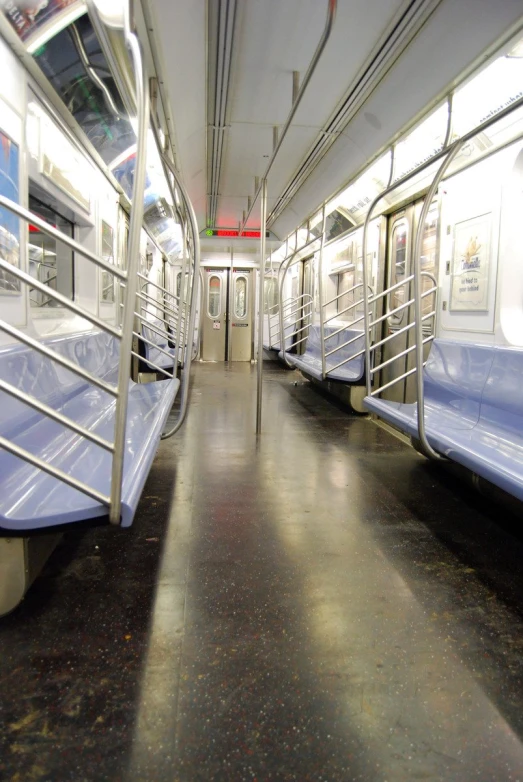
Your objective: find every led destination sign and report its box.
[204,229,269,238]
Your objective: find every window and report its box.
[389,221,408,325]
[28,193,74,308]
[208,274,221,318]
[264,276,279,313]
[338,269,356,320]
[100,220,115,303]
[234,276,247,318]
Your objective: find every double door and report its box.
[201,267,253,361]
[380,199,439,402]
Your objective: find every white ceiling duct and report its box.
[267,0,443,228]
[207,0,238,227]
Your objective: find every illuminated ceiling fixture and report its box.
[207,0,238,228]
[25,2,87,54]
[507,37,523,58]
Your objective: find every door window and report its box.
[389,220,408,324]
[208,274,221,318]
[421,202,439,323]
[100,220,115,303]
[28,193,74,308]
[234,276,247,318]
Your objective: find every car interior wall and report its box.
[0,35,26,342]
[437,140,520,345]
[498,143,523,348]
[25,91,122,339]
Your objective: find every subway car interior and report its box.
[2,0,523,779]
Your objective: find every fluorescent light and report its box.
[26,4,87,54]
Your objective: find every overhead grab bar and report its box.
[412,141,462,461]
[240,0,337,232]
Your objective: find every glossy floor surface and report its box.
[2,362,523,781]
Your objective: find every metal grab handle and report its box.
[156,135,201,440]
[412,141,462,461]
[241,0,337,232]
[109,6,150,524]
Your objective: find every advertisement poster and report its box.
[0,130,20,294]
[450,214,491,312]
[0,0,84,45]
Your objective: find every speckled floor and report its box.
[2,362,523,781]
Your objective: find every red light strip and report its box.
[214,229,262,238]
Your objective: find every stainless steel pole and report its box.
[109,10,149,524]
[412,140,461,461]
[256,178,268,435]
[318,204,327,379]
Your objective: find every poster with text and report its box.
[450,214,491,312]
[0,130,20,294]
[0,0,84,45]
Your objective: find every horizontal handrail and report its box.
[132,330,176,367]
[325,347,365,374]
[0,378,114,452]
[369,274,415,304]
[369,310,435,352]
[0,320,118,397]
[324,281,369,308]
[138,272,181,302]
[130,350,174,379]
[0,434,110,506]
[0,195,126,280]
[136,289,180,320]
[371,335,434,374]
[0,258,122,338]
[324,330,363,358]
[370,366,418,396]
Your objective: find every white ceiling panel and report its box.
[145,0,207,228]
[271,0,523,238]
[145,0,523,238]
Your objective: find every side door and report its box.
[230,269,253,361]
[201,268,228,361]
[379,199,439,402]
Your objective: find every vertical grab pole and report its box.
[110,7,149,524]
[256,178,268,435]
[318,204,327,379]
[159,155,201,439]
[412,140,461,461]
[361,213,374,398]
[173,216,188,378]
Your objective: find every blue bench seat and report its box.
[364,339,523,502]
[0,331,179,532]
[281,325,365,382]
[142,315,175,370]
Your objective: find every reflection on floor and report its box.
[2,362,523,781]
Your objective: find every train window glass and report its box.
[311,209,353,242]
[33,16,135,167]
[291,274,299,300]
[421,203,439,326]
[329,152,391,225]
[28,193,74,308]
[100,221,115,303]
[234,276,247,318]
[338,270,356,320]
[393,104,448,183]
[389,221,408,325]
[452,47,523,140]
[208,275,221,318]
[0,130,20,294]
[264,277,279,313]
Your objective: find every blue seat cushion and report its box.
[0,332,179,531]
[364,340,523,501]
[284,325,365,382]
